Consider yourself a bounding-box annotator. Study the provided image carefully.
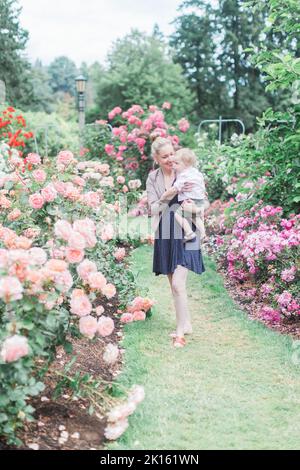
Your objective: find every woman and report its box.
[146,137,205,348]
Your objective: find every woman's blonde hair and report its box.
[175,148,197,167]
[150,136,172,159]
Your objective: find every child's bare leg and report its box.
[193,214,206,241]
[174,209,195,241]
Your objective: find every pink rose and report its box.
[162,102,171,110]
[117,176,125,184]
[27,153,41,165]
[178,118,190,133]
[88,271,107,291]
[33,169,47,184]
[1,335,29,363]
[79,315,98,339]
[97,316,115,337]
[70,292,92,317]
[57,150,74,166]
[120,313,134,323]
[65,247,85,264]
[29,192,44,209]
[103,343,119,365]
[29,247,47,265]
[102,283,116,299]
[95,305,105,316]
[133,310,146,321]
[0,276,23,302]
[7,208,21,221]
[105,144,115,156]
[41,185,57,203]
[114,248,126,262]
[77,259,97,282]
[54,220,73,241]
[100,224,114,242]
[67,231,86,250]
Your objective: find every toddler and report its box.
[171,148,208,242]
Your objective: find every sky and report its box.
[18,0,184,67]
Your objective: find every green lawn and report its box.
[108,245,300,450]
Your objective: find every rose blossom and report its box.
[103,343,119,365]
[117,176,125,184]
[29,247,47,265]
[100,224,114,242]
[120,313,134,323]
[95,305,105,316]
[88,272,107,291]
[128,385,145,405]
[0,276,23,302]
[0,335,29,363]
[104,419,128,440]
[27,153,41,165]
[67,231,86,250]
[77,259,97,281]
[133,310,146,321]
[65,247,84,264]
[70,292,92,317]
[79,315,98,339]
[102,283,116,299]
[97,316,115,337]
[29,193,44,210]
[8,208,21,221]
[41,185,57,203]
[114,248,126,262]
[57,150,74,166]
[32,169,47,184]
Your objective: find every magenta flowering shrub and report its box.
[218,201,300,322]
[83,103,192,184]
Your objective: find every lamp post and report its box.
[75,75,87,151]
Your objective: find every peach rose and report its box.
[88,272,107,291]
[8,208,21,221]
[79,315,98,339]
[65,247,84,264]
[0,276,23,302]
[77,259,97,282]
[0,335,29,363]
[102,283,116,299]
[54,220,73,241]
[120,313,134,323]
[114,248,126,262]
[133,310,146,321]
[97,316,115,337]
[41,185,57,203]
[70,293,92,317]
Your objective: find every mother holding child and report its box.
[146,137,208,348]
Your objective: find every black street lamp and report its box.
[75,75,87,150]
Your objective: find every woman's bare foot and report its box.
[169,325,193,337]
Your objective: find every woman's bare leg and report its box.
[171,265,192,336]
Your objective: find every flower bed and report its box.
[0,119,155,446]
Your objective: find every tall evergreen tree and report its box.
[47,56,78,96]
[0,0,33,107]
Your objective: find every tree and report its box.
[170,1,230,119]
[92,30,195,123]
[47,56,78,96]
[170,0,274,130]
[0,0,34,107]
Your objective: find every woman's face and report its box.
[155,144,174,171]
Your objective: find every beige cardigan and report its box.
[146,168,177,233]
[146,167,210,233]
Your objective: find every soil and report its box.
[2,295,125,451]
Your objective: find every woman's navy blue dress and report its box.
[153,192,205,276]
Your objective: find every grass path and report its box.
[109,245,300,450]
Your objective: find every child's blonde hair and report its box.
[175,148,197,167]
